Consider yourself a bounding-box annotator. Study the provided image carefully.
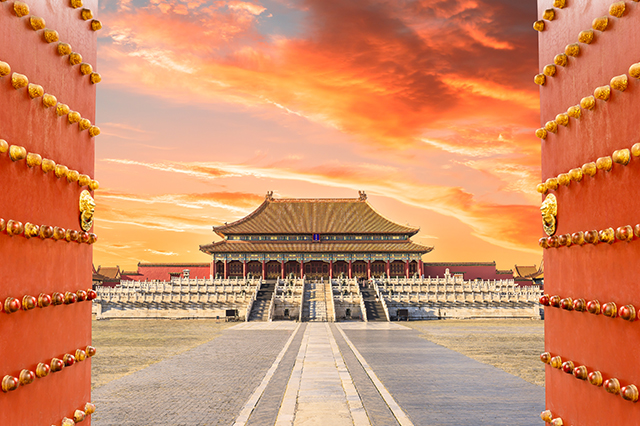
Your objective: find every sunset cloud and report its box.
[97,189,264,212]
[145,249,179,256]
[100,158,540,253]
[93,0,542,269]
[97,0,539,152]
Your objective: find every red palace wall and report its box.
[537,0,640,423]
[0,0,99,424]
[422,262,512,281]
[122,263,212,281]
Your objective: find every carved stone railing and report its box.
[267,287,276,322]
[269,277,304,321]
[327,280,336,322]
[360,296,368,322]
[331,278,362,320]
[373,276,540,303]
[245,279,260,322]
[95,278,260,319]
[369,275,541,320]
[298,278,306,322]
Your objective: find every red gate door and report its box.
[537,0,640,423]
[0,0,100,424]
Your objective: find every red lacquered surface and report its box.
[539,0,640,423]
[0,0,97,424]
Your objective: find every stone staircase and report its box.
[361,284,387,321]
[301,281,329,322]
[248,282,274,321]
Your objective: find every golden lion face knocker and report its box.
[541,194,557,236]
[79,190,95,231]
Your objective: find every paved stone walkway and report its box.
[92,322,543,426]
[92,328,292,425]
[274,323,367,426]
[341,326,544,426]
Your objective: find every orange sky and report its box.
[92,0,543,272]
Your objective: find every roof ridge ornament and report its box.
[358,191,367,201]
[265,191,274,201]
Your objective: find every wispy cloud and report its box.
[102,159,243,179]
[97,189,263,212]
[145,249,179,256]
[102,158,540,253]
[99,122,157,141]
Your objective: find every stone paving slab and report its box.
[338,323,410,330]
[330,324,400,426]
[245,325,307,426]
[342,327,544,426]
[92,328,293,426]
[231,322,299,330]
[91,321,544,426]
[275,323,363,426]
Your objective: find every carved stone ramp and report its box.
[301,281,328,322]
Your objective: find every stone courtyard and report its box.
[91,322,543,426]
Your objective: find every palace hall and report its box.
[199,192,433,279]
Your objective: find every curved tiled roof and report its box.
[199,240,433,255]
[422,262,496,267]
[137,263,210,268]
[213,197,420,236]
[514,263,544,279]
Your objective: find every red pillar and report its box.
[243,260,247,278]
[386,260,390,277]
[300,261,303,278]
[367,260,371,280]
[405,260,409,278]
[262,260,266,278]
[210,260,214,279]
[419,260,423,277]
[224,260,228,279]
[348,260,352,279]
[281,260,285,279]
[329,261,333,279]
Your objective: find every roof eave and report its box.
[198,240,434,255]
[211,199,270,236]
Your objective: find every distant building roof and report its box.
[514,261,544,279]
[423,261,497,267]
[137,263,210,268]
[95,266,121,279]
[212,194,420,236]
